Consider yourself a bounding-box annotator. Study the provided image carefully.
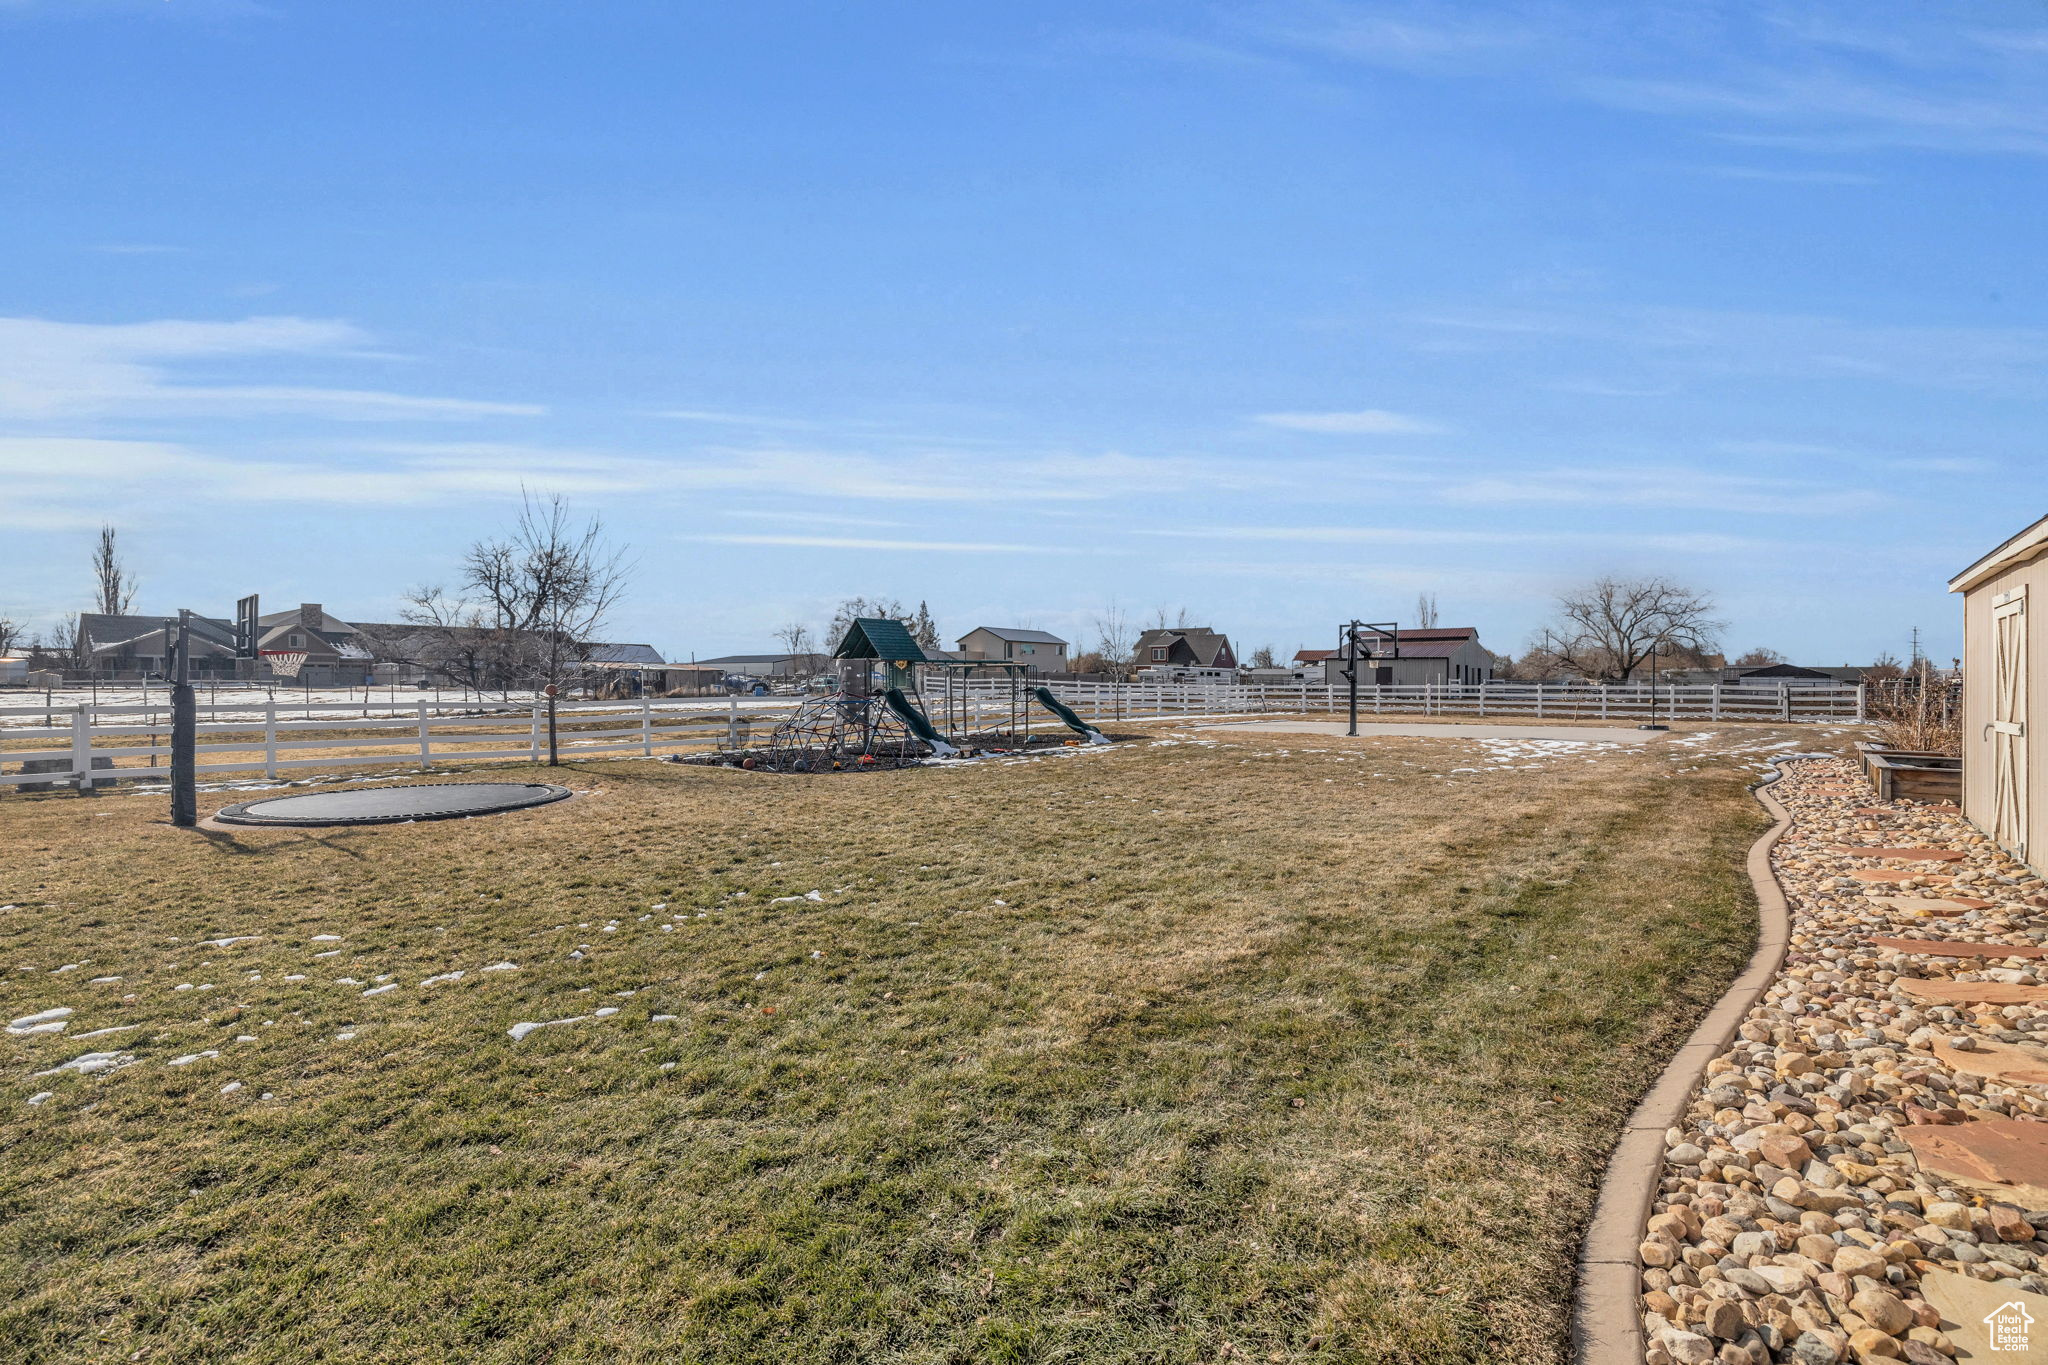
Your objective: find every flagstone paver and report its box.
[1851,867,1954,883]
[1873,936,2047,959]
[1920,1269,2048,1360]
[1896,978,2048,1006]
[1828,845,1969,861]
[1875,895,1995,914]
[1902,1120,2048,1209]
[1932,1037,2048,1086]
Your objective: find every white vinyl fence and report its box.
[3,680,1866,793]
[973,678,1866,726]
[0,697,795,792]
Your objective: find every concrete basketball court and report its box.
[1196,720,1668,744]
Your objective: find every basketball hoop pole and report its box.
[544,683,559,766]
[170,609,197,828]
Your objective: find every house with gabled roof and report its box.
[1133,626,1236,675]
[955,626,1068,672]
[76,612,240,678]
[1297,627,1494,687]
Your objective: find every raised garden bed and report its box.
[1858,741,1962,804]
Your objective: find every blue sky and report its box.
[2,1,2040,664]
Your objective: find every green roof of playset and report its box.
[831,617,928,663]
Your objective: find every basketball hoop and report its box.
[263,650,309,680]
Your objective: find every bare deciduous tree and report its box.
[1414,593,1439,628]
[92,525,138,615]
[1538,576,1721,682]
[395,493,631,696]
[1092,600,1135,681]
[1148,605,1194,629]
[1249,644,1276,668]
[774,621,818,677]
[0,616,20,658]
[1733,646,1786,667]
[827,596,908,650]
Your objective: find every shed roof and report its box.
[832,618,928,662]
[584,642,666,665]
[1950,513,2048,593]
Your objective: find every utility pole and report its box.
[169,610,197,827]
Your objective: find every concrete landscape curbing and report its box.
[1573,761,1798,1365]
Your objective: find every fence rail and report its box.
[948,678,1867,726]
[0,698,795,791]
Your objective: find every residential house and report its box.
[250,604,377,685]
[1133,627,1237,680]
[76,612,241,679]
[1297,627,1494,687]
[954,627,1069,672]
[1950,514,2048,871]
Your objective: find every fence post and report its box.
[1780,684,1791,722]
[1854,683,1866,723]
[71,705,92,792]
[641,697,653,757]
[727,696,739,749]
[416,701,431,771]
[530,706,543,763]
[1711,683,1722,721]
[1536,686,1546,720]
[264,700,279,779]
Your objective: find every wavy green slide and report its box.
[882,688,960,757]
[1032,687,1110,743]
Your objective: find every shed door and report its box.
[1991,588,2028,859]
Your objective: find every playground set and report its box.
[712,618,1109,773]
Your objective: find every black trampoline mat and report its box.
[215,782,573,827]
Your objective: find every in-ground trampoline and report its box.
[214,782,573,828]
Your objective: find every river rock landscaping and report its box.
[1639,756,2048,1365]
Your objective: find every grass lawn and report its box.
[0,723,1807,1363]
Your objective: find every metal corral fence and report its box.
[949,678,1867,725]
[0,697,796,792]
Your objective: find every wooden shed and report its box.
[1949,514,2048,869]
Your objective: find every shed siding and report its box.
[1961,554,2048,873]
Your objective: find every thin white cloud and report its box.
[1251,409,1445,434]
[1135,525,1762,553]
[0,315,543,421]
[1439,467,1880,517]
[1418,304,2048,396]
[651,408,826,430]
[1694,164,1880,185]
[1232,2,2048,158]
[686,534,1058,554]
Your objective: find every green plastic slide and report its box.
[1032,687,1110,744]
[882,688,960,757]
